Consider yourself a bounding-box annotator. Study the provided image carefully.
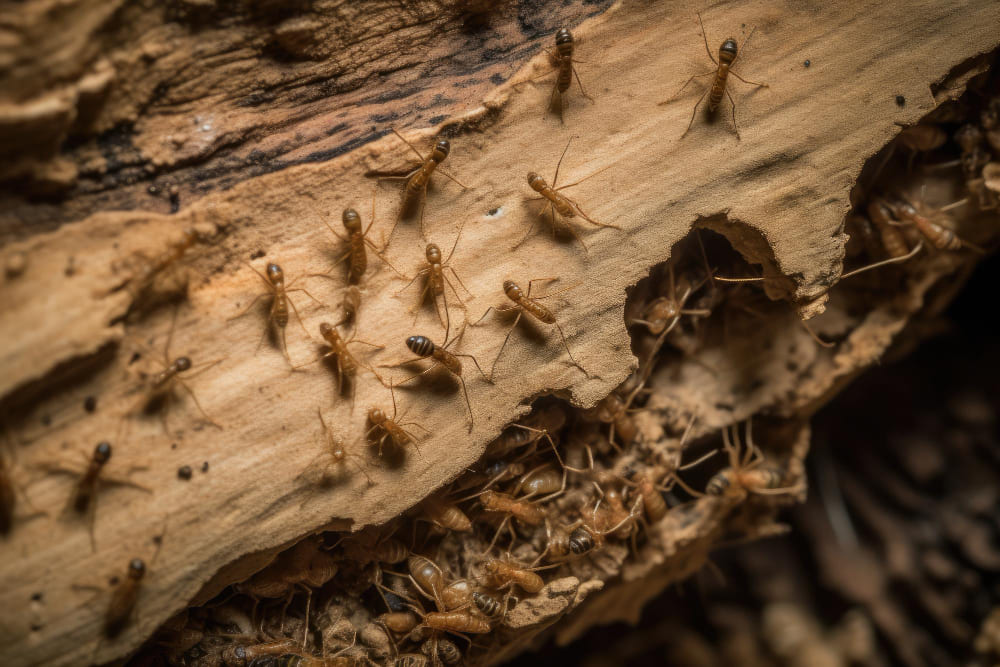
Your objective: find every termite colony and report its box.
[2,6,1000,667]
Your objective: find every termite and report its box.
[122,306,222,436]
[339,286,362,328]
[537,494,642,563]
[486,404,567,459]
[866,199,914,259]
[382,330,488,432]
[294,321,386,408]
[371,128,469,238]
[658,12,768,139]
[420,495,473,534]
[703,419,802,500]
[367,382,429,457]
[954,124,997,210]
[422,636,462,664]
[542,28,593,123]
[396,220,472,341]
[36,441,150,551]
[228,262,324,365]
[630,264,711,338]
[479,489,545,550]
[104,558,148,638]
[512,463,565,502]
[519,137,619,252]
[481,556,545,594]
[298,407,371,485]
[883,197,980,252]
[473,277,587,381]
[313,189,401,285]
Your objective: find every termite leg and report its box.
[725,87,741,141]
[489,311,523,381]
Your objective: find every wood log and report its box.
[1,0,998,664]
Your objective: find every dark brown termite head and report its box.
[127,558,146,581]
[265,263,283,285]
[719,38,739,64]
[526,172,546,193]
[94,441,112,465]
[430,139,450,162]
[342,208,362,232]
[406,335,435,358]
[425,243,442,264]
[502,280,523,302]
[174,357,192,372]
[555,28,573,46]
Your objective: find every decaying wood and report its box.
[1,0,999,665]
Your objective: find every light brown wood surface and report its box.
[1,1,999,664]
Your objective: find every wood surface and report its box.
[1,0,999,664]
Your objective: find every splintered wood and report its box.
[1,0,999,665]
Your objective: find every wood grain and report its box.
[1,0,999,664]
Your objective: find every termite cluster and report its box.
[3,9,999,667]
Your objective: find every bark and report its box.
[1,0,998,665]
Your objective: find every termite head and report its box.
[94,441,112,465]
[406,335,435,358]
[502,280,522,301]
[425,243,442,264]
[318,322,341,344]
[368,407,387,426]
[719,38,739,64]
[127,558,146,580]
[342,208,362,232]
[175,357,192,372]
[526,172,546,193]
[266,263,284,285]
[555,28,573,46]
[431,139,450,162]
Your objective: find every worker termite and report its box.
[339,286,363,328]
[866,199,913,260]
[658,12,768,140]
[370,128,469,238]
[381,331,488,432]
[36,441,150,551]
[228,262,324,365]
[518,137,619,252]
[882,197,982,252]
[479,489,546,550]
[702,420,802,500]
[481,555,547,594]
[122,306,222,436]
[486,404,567,460]
[396,220,472,342]
[104,558,148,638]
[537,28,593,123]
[420,494,473,534]
[512,463,565,501]
[473,277,587,380]
[422,636,462,665]
[298,407,372,485]
[367,382,429,458]
[537,493,643,563]
[313,190,401,285]
[294,321,386,408]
